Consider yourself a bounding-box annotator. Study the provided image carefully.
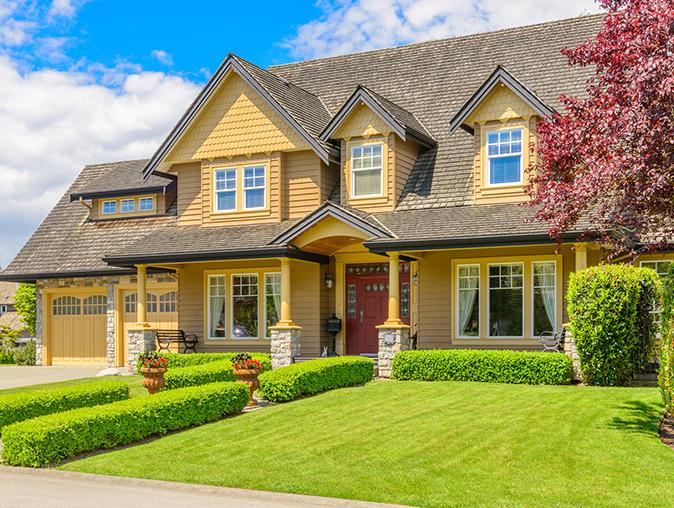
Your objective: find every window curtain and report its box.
[541,287,556,330]
[459,287,478,334]
[210,295,225,337]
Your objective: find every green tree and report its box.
[14,283,37,335]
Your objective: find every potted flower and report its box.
[139,351,168,394]
[231,353,263,406]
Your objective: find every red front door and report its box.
[345,263,410,355]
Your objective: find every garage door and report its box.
[121,289,178,361]
[50,292,107,364]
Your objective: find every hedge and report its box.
[258,356,374,402]
[0,381,129,431]
[660,267,674,413]
[137,351,271,370]
[568,264,661,386]
[164,355,272,390]
[391,349,573,385]
[2,382,249,467]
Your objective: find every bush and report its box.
[14,283,36,335]
[258,357,374,402]
[0,381,129,430]
[659,267,674,413]
[163,355,272,390]
[0,326,23,364]
[2,382,249,467]
[391,349,573,385]
[14,340,36,366]
[567,264,661,386]
[137,351,271,370]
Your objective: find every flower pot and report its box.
[140,367,167,395]
[232,367,261,406]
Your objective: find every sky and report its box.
[0,0,602,268]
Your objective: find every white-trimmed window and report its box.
[214,168,237,212]
[488,263,524,337]
[120,199,135,213]
[139,197,155,211]
[641,260,672,277]
[208,275,227,338]
[265,273,281,338]
[102,200,117,214]
[532,261,557,336]
[457,264,480,338]
[487,127,523,186]
[0,305,7,316]
[351,143,383,197]
[231,274,258,338]
[243,166,266,210]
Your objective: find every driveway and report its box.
[0,365,112,390]
[0,467,409,508]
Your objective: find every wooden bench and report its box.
[155,329,198,354]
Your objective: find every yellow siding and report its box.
[171,162,202,226]
[332,103,391,139]
[165,73,309,164]
[283,150,322,219]
[291,261,321,356]
[394,137,418,205]
[91,194,163,220]
[466,84,537,125]
[320,160,339,203]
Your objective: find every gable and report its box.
[164,73,310,165]
[332,103,392,139]
[465,84,538,126]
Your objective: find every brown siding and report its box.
[283,150,322,219]
[320,160,340,203]
[173,161,202,226]
[291,261,321,356]
[394,137,418,205]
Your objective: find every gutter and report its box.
[70,181,176,202]
[0,268,137,284]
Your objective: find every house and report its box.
[0,281,31,338]
[1,14,671,374]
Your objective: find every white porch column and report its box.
[574,243,588,272]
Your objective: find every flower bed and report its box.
[2,382,249,467]
[137,352,271,370]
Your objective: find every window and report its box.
[214,168,237,212]
[120,199,135,213]
[231,274,258,338]
[487,127,523,186]
[243,166,266,210]
[159,291,177,313]
[457,265,480,337]
[53,296,81,316]
[208,276,226,338]
[351,143,383,197]
[83,295,107,315]
[265,273,281,337]
[139,197,154,211]
[488,263,523,337]
[641,260,672,277]
[102,200,117,214]
[124,293,137,313]
[0,305,7,316]
[532,262,556,336]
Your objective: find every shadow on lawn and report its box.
[608,400,662,436]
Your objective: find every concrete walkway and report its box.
[0,467,409,508]
[0,365,111,390]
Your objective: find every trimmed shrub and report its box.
[164,355,272,390]
[659,267,674,413]
[391,349,573,385]
[258,356,374,402]
[567,264,661,386]
[138,351,271,370]
[0,381,129,430]
[14,340,36,366]
[2,382,249,467]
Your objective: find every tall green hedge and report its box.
[163,355,272,390]
[567,264,661,386]
[138,351,271,370]
[0,381,129,430]
[391,349,573,385]
[659,267,674,413]
[2,382,249,467]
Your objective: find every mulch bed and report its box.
[659,414,674,450]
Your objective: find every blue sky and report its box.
[0,0,601,268]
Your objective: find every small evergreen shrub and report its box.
[659,267,674,413]
[0,381,129,430]
[391,349,573,384]
[567,264,661,386]
[14,340,36,366]
[258,356,374,402]
[2,382,249,467]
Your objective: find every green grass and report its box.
[0,376,145,398]
[60,381,674,507]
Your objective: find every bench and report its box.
[538,328,566,352]
[155,329,198,354]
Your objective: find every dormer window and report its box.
[213,164,268,214]
[120,199,135,213]
[139,197,155,211]
[102,200,117,214]
[486,127,523,186]
[351,143,383,198]
[214,168,237,212]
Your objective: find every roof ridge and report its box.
[269,13,603,70]
[358,84,435,138]
[84,158,150,168]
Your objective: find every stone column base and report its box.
[563,330,582,381]
[270,326,302,369]
[127,328,157,374]
[377,325,410,378]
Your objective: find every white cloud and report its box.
[285,0,603,60]
[0,18,35,45]
[0,55,200,267]
[151,49,173,66]
[48,0,77,18]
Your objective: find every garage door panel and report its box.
[50,292,107,365]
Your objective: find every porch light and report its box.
[324,272,335,289]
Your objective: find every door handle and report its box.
[360,310,364,323]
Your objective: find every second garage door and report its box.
[50,292,107,364]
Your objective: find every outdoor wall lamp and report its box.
[324,272,335,289]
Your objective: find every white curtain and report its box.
[209,296,225,337]
[541,287,556,330]
[459,288,478,335]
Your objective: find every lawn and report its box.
[61,380,674,507]
[0,376,145,398]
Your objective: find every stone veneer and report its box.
[35,273,176,366]
[127,328,157,373]
[377,326,410,378]
[270,327,301,369]
[562,330,582,381]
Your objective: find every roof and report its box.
[0,161,177,282]
[0,282,17,305]
[70,159,175,201]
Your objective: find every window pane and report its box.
[244,188,265,209]
[353,169,382,196]
[487,132,498,144]
[209,276,226,338]
[489,155,522,185]
[489,264,523,336]
[216,191,236,211]
[458,265,480,337]
[265,273,281,338]
[121,199,135,213]
[511,129,522,141]
[533,262,556,336]
[139,197,154,211]
[232,274,258,338]
[102,201,116,214]
[215,169,236,190]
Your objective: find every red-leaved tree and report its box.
[527,0,674,254]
